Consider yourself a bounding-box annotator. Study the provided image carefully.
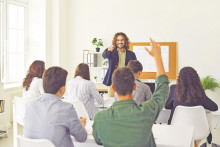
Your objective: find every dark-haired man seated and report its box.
[92,38,169,147]
[24,66,87,147]
[128,60,152,105]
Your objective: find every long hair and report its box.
[176,67,206,103]
[74,63,90,80]
[23,60,45,91]
[112,32,130,49]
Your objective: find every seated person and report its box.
[22,60,45,99]
[127,60,152,105]
[92,38,169,147]
[24,66,87,147]
[67,63,104,120]
[165,66,218,125]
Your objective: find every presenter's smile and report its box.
[116,35,125,49]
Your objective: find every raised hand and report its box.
[145,38,161,58]
[145,38,165,76]
[79,117,87,128]
[108,45,115,52]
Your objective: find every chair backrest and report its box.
[17,135,55,147]
[171,105,210,141]
[13,96,31,147]
[155,108,171,123]
[62,99,90,120]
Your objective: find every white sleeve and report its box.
[38,78,44,95]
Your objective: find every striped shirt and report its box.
[66,76,104,119]
[133,79,152,105]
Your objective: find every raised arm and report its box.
[102,45,115,59]
[143,38,169,122]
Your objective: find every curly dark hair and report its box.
[74,63,90,80]
[112,32,130,49]
[22,60,45,91]
[176,67,205,103]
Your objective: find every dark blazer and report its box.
[165,84,218,124]
[102,48,137,86]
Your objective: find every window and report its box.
[1,0,27,83]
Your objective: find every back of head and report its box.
[176,67,205,103]
[43,66,68,94]
[23,60,45,90]
[74,63,90,80]
[112,32,130,49]
[112,67,135,96]
[127,60,143,74]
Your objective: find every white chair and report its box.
[171,106,210,146]
[17,135,55,147]
[62,99,90,120]
[13,96,31,147]
[155,108,171,123]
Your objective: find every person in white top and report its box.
[67,63,104,120]
[22,60,45,99]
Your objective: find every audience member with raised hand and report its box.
[22,60,45,99]
[24,66,87,147]
[127,60,152,105]
[92,38,169,147]
[67,63,104,120]
[165,66,218,124]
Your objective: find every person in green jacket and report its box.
[92,38,169,147]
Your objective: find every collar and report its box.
[117,48,126,52]
[42,93,61,101]
[135,78,141,82]
[112,99,137,106]
[75,76,83,79]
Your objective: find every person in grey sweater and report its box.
[24,66,87,147]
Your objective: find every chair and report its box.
[13,96,31,147]
[171,106,210,146]
[155,108,171,124]
[62,99,90,120]
[17,135,55,147]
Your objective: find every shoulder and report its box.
[94,109,108,121]
[60,100,74,110]
[60,101,78,115]
[33,77,42,82]
[126,49,135,54]
[136,80,146,88]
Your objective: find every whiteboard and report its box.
[133,45,169,72]
[129,42,177,80]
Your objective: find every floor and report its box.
[0,115,220,147]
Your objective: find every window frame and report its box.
[1,0,27,84]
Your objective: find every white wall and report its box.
[67,0,220,104]
[46,0,68,69]
[27,0,46,66]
